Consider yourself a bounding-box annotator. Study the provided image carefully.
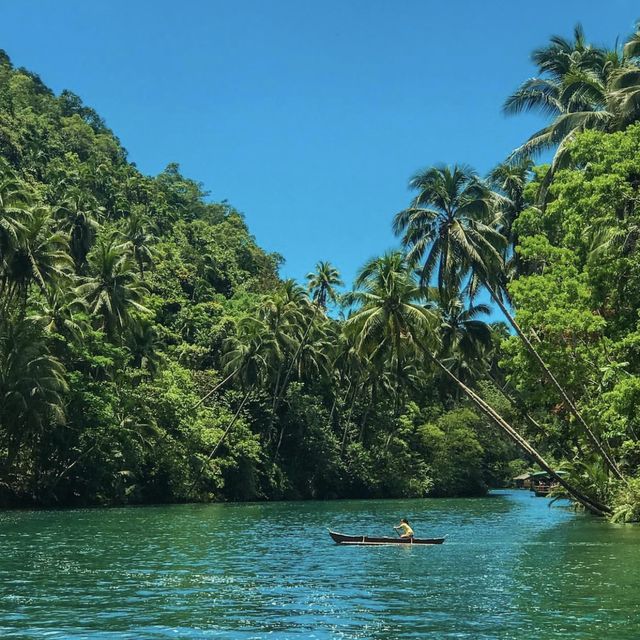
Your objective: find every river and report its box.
[0,490,638,638]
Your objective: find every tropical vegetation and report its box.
[2,21,640,521]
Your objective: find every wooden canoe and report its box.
[329,530,446,546]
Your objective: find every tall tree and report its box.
[3,206,71,311]
[344,250,436,427]
[56,190,102,274]
[435,289,493,389]
[394,163,622,479]
[0,320,67,473]
[504,24,640,199]
[307,260,343,310]
[0,170,31,295]
[273,263,342,413]
[345,253,610,515]
[121,208,155,279]
[488,159,533,243]
[392,164,504,295]
[76,237,149,338]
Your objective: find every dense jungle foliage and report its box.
[0,50,515,506]
[3,21,640,520]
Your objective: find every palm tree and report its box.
[307,261,343,310]
[260,281,307,406]
[28,286,88,342]
[392,164,505,295]
[295,325,332,384]
[345,252,432,368]
[504,25,609,160]
[437,291,492,359]
[435,289,493,390]
[394,164,622,479]
[128,317,161,374]
[189,286,301,412]
[431,355,611,516]
[488,159,533,241]
[330,331,369,450]
[344,251,436,429]
[0,319,67,473]
[504,24,640,200]
[222,315,281,390]
[190,314,281,491]
[273,263,342,413]
[3,206,72,311]
[488,159,534,280]
[0,171,31,296]
[624,22,640,58]
[345,254,610,515]
[77,237,149,338]
[121,209,155,279]
[56,190,102,274]
[605,26,640,128]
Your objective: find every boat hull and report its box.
[329,530,445,546]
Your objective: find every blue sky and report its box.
[0,1,638,288]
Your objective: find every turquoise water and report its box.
[0,490,638,639]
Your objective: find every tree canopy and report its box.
[3,21,640,521]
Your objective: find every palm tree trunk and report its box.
[189,390,251,494]
[190,368,239,411]
[271,366,283,413]
[49,444,99,490]
[484,372,575,460]
[359,405,371,443]
[332,376,348,424]
[488,285,623,480]
[487,373,544,433]
[424,349,610,516]
[272,304,323,458]
[3,281,17,311]
[273,303,319,412]
[340,421,350,454]
[274,421,287,457]
[337,374,366,455]
[329,396,338,421]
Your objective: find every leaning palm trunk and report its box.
[424,349,610,516]
[337,378,353,453]
[48,443,99,491]
[190,368,240,411]
[488,285,623,480]
[273,303,319,413]
[271,365,283,413]
[272,304,320,457]
[484,373,576,461]
[189,390,251,494]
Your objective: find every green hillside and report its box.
[3,20,640,523]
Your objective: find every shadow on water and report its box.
[0,490,638,638]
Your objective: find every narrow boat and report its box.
[329,530,446,546]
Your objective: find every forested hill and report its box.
[4,20,640,521]
[0,50,516,506]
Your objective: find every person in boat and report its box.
[394,518,414,538]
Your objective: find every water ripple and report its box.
[0,491,639,638]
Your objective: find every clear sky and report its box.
[0,1,638,287]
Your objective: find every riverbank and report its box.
[0,484,502,511]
